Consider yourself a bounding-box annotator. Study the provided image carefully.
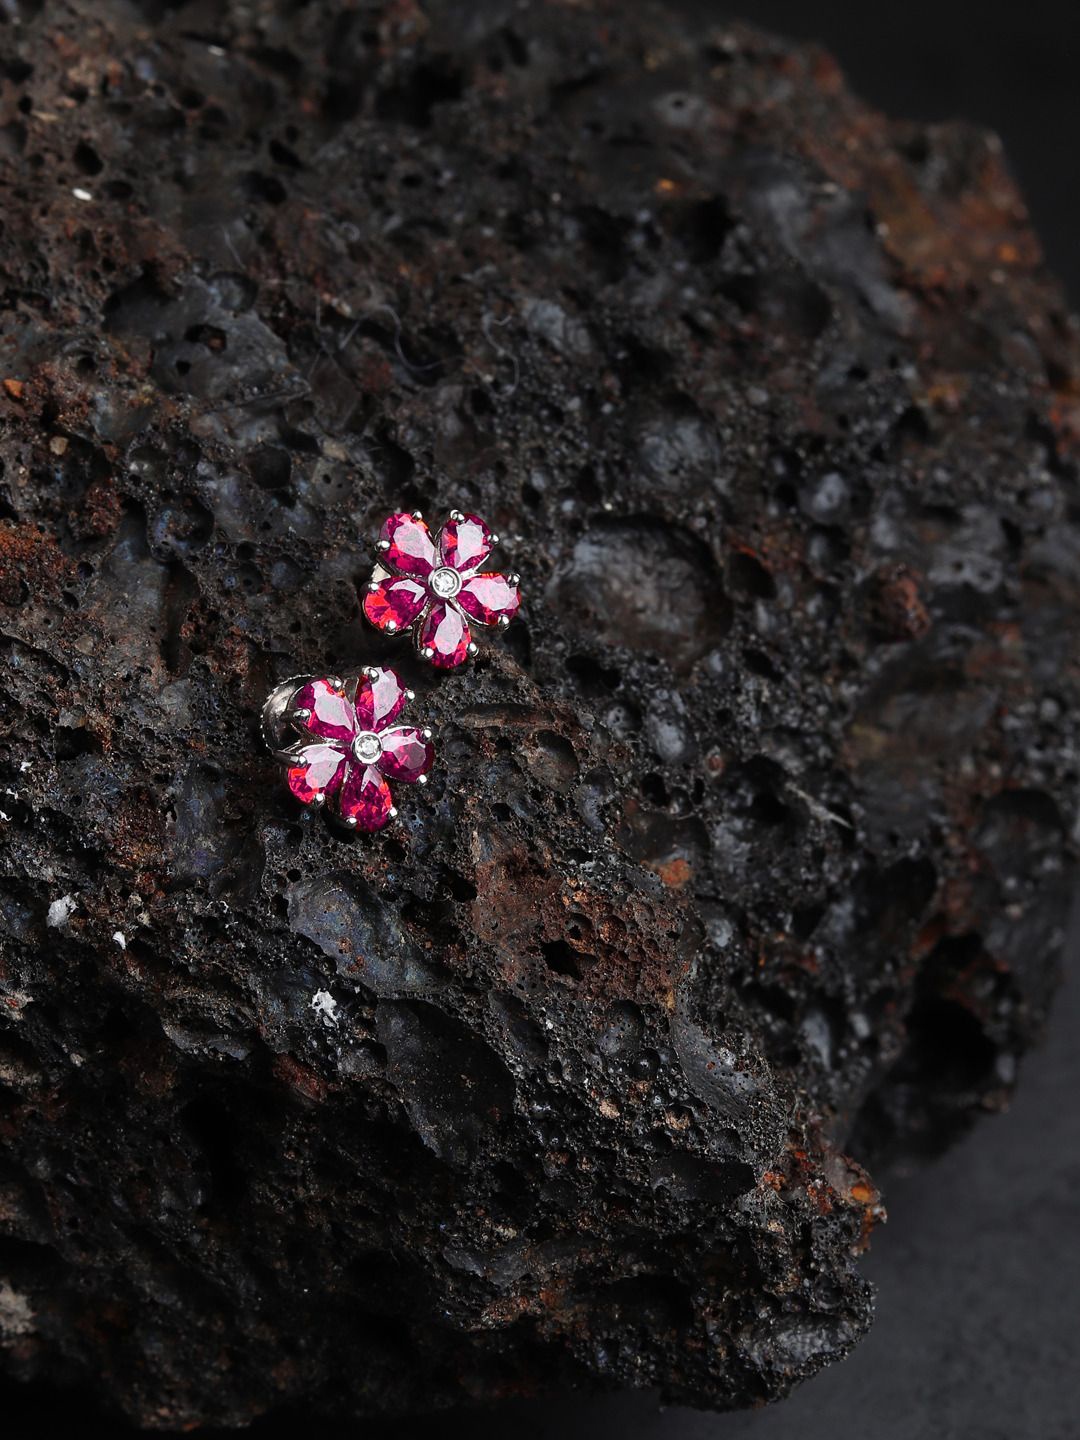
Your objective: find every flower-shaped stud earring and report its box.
[261,667,434,831]
[363,509,521,668]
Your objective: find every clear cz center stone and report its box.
[430,566,462,599]
[352,731,383,765]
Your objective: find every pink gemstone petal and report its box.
[380,512,437,577]
[457,572,521,627]
[363,575,428,633]
[378,726,435,783]
[439,512,492,574]
[338,763,394,831]
[294,679,356,742]
[354,667,408,732]
[286,744,347,806]
[418,602,471,668]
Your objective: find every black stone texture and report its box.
[1,0,1078,1428]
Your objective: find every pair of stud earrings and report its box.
[260,509,521,833]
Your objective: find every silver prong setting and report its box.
[411,509,423,520]
[417,774,428,786]
[388,806,398,819]
[377,538,390,551]
[422,727,433,740]
[345,814,358,828]
[466,641,478,656]
[450,508,464,521]
[497,615,510,628]
[406,688,416,700]
[490,533,501,546]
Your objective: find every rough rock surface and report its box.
[1,0,1078,1427]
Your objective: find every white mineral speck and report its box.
[47,894,76,929]
[311,990,338,1022]
[0,1283,35,1338]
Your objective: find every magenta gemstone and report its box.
[294,679,356,742]
[457,572,520,626]
[378,726,434,783]
[355,667,407,732]
[419,603,470,668]
[363,576,428,632]
[339,763,394,831]
[381,512,436,577]
[440,512,492,573]
[286,744,346,805]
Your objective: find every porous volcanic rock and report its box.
[1,0,1078,1427]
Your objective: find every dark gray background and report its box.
[4,2,1079,1435]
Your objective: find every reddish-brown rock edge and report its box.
[0,0,1077,1427]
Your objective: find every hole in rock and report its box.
[552,519,730,671]
[540,938,593,979]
